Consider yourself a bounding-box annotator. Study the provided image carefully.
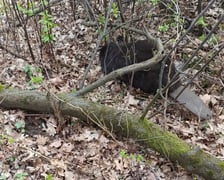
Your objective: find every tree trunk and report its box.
[0,88,224,180]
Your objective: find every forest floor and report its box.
[0,1,223,180]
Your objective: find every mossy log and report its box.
[0,88,224,180]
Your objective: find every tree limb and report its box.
[0,88,223,180]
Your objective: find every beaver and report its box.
[99,40,212,119]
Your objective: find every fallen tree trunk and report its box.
[0,88,224,180]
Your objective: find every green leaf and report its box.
[98,15,105,25]
[16,2,33,16]
[41,0,49,6]
[158,24,169,32]
[130,154,136,160]
[151,0,159,6]
[7,137,15,144]
[30,76,43,84]
[24,64,33,77]
[111,2,119,18]
[14,172,28,180]
[0,173,7,180]
[136,154,144,162]
[38,10,57,43]
[45,174,53,180]
[119,150,127,158]
[14,121,23,129]
[196,16,207,27]
[199,34,205,41]
[9,156,15,162]
[0,84,6,91]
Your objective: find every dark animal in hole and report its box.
[100,40,180,93]
[99,40,212,119]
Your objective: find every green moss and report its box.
[217,161,224,169]
[121,117,190,159]
[206,170,214,178]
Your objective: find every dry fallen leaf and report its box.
[75,129,99,142]
[64,171,78,180]
[36,135,49,145]
[49,77,64,85]
[50,140,62,148]
[199,94,211,104]
[61,143,74,153]
[128,94,139,106]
